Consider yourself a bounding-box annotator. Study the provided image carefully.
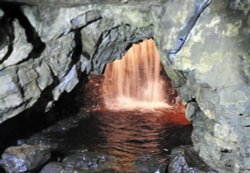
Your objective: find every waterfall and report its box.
[102,39,171,110]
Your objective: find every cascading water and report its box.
[1,39,191,173]
[103,39,170,110]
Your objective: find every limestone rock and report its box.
[0,144,51,172]
[0,68,24,123]
[61,151,112,171]
[36,62,53,90]
[0,19,32,70]
[185,102,199,121]
[92,24,153,73]
[0,3,154,124]
[160,0,250,172]
[134,155,166,173]
[0,22,10,61]
[42,32,75,80]
[0,46,9,62]
[22,6,91,42]
[1,0,159,6]
[79,55,91,73]
[168,146,217,173]
[40,151,113,173]
[52,65,79,101]
[40,162,73,173]
[71,10,101,29]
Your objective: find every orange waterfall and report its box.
[102,39,171,110]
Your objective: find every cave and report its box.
[0,0,250,173]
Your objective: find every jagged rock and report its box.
[0,46,8,62]
[62,151,111,171]
[21,6,92,42]
[71,10,101,29]
[92,24,153,73]
[0,3,153,124]
[40,151,113,173]
[42,32,75,80]
[80,17,115,59]
[185,102,199,121]
[158,0,250,172]
[40,162,75,173]
[134,155,166,173]
[35,62,53,90]
[168,146,217,173]
[1,0,159,6]
[52,65,79,101]
[0,19,32,70]
[0,69,24,123]
[16,113,89,155]
[0,144,51,172]
[0,20,11,60]
[78,55,91,73]
[0,1,249,172]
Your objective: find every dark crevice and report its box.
[221,149,232,153]
[92,25,123,58]
[14,7,46,61]
[71,29,83,66]
[0,7,15,65]
[16,68,26,99]
[92,24,146,70]
[76,15,102,30]
[56,15,102,40]
[58,29,83,80]
[47,64,60,85]
[0,99,30,116]
[0,4,45,69]
[0,73,88,154]
[0,44,13,65]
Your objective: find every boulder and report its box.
[168,146,217,173]
[40,151,113,173]
[0,144,51,172]
[134,155,166,173]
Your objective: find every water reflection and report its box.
[81,108,191,172]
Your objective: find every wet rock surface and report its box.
[0,144,50,172]
[41,151,114,173]
[134,155,166,173]
[0,0,250,172]
[168,146,217,173]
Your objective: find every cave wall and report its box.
[159,1,250,172]
[0,0,250,172]
[0,2,153,123]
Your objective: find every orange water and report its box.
[103,39,170,110]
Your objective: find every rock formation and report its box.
[0,0,250,172]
